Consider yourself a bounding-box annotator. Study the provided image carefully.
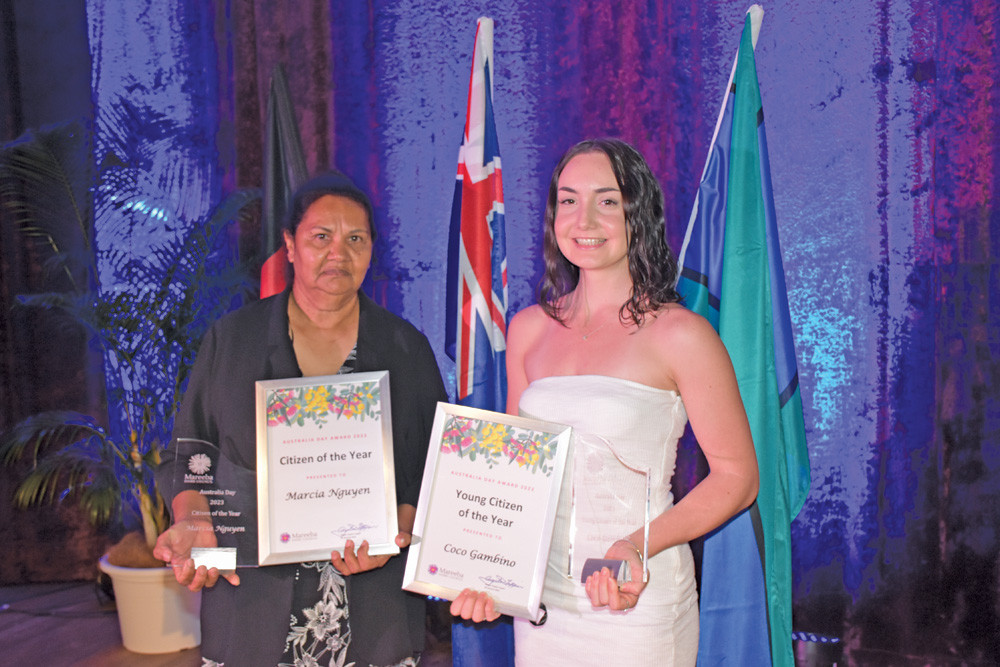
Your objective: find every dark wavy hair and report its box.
[538,138,681,326]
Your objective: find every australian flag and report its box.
[446,18,516,667]
[445,17,507,413]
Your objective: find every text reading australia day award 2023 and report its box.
[403,404,571,622]
[254,371,399,566]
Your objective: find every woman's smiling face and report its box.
[552,151,629,275]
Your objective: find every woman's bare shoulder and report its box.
[648,302,712,334]
[509,303,552,334]
[645,303,738,389]
[511,302,547,321]
[646,303,726,356]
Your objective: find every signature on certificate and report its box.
[333,522,377,539]
[480,575,522,591]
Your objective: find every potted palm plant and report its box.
[0,118,259,653]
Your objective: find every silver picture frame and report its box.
[255,371,398,566]
[403,402,572,622]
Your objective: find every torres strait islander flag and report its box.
[446,17,515,667]
[676,6,811,666]
[445,17,508,413]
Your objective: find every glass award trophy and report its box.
[566,435,650,585]
[173,437,258,569]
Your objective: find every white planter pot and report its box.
[98,555,201,654]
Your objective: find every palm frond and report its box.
[0,411,105,466]
[0,122,95,287]
[78,469,123,526]
[15,450,123,527]
[15,292,102,336]
[12,441,107,504]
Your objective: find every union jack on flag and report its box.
[445,17,507,412]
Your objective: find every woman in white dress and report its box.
[451,138,759,666]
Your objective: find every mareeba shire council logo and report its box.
[187,453,212,475]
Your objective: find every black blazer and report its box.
[157,289,447,666]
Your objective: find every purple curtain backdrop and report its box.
[1,0,996,662]
[307,4,1000,661]
[317,5,1000,659]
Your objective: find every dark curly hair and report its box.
[538,138,681,326]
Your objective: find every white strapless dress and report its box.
[513,375,698,666]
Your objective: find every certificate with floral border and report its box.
[255,371,399,566]
[403,403,571,622]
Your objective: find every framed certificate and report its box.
[255,371,398,566]
[403,403,572,622]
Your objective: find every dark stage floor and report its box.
[0,581,953,666]
[0,581,452,666]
